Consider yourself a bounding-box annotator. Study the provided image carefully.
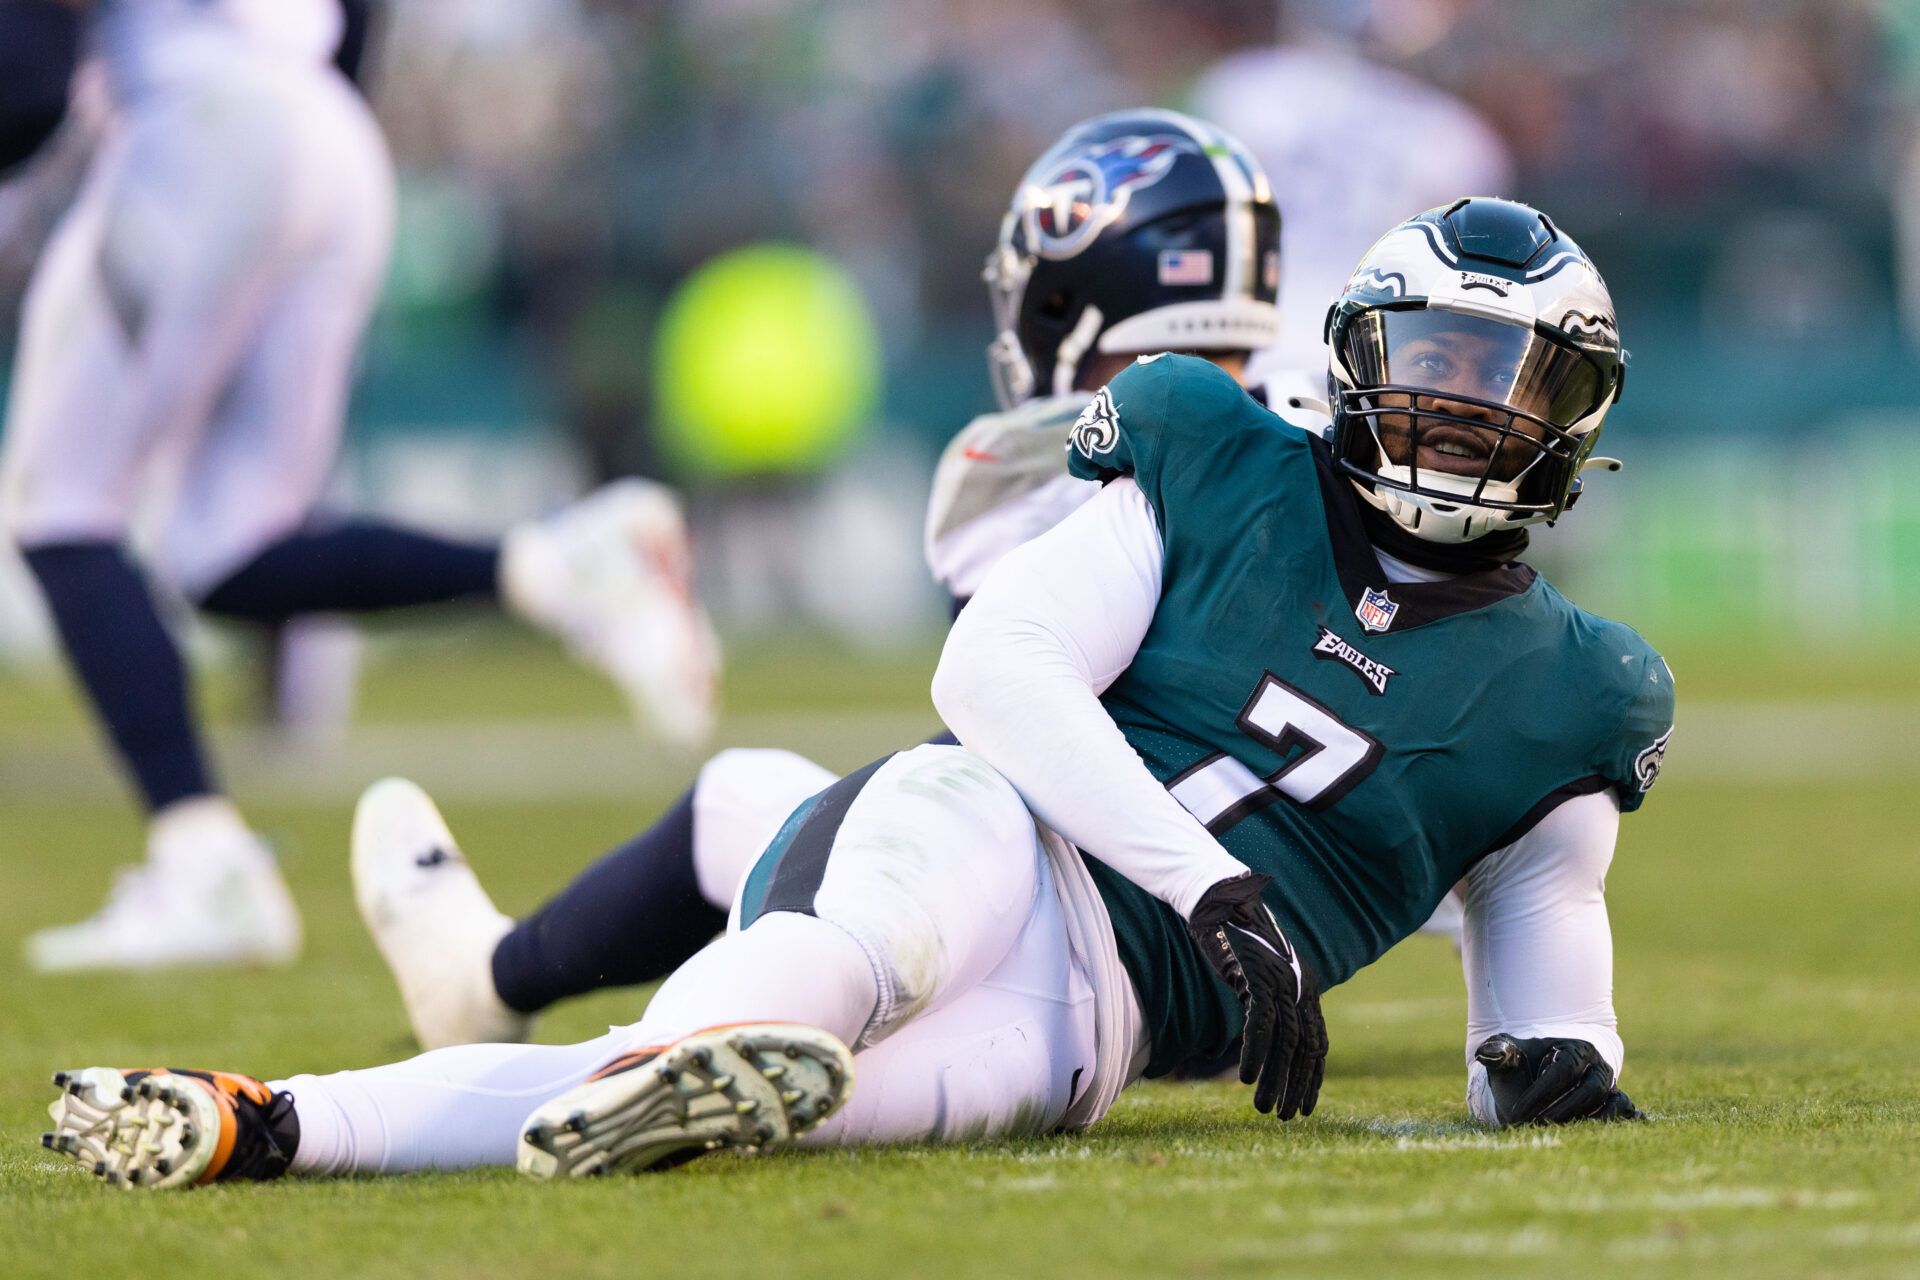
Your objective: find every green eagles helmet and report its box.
[1325,197,1626,543]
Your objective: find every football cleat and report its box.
[352,777,529,1049]
[42,1067,299,1190]
[503,479,721,747]
[25,798,300,973]
[516,1023,854,1180]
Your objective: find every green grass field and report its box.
[2,633,1917,1278]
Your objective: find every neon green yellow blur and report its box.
[654,244,882,479]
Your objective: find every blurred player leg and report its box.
[3,88,313,971]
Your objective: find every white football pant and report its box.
[276,746,1143,1174]
[2,58,392,595]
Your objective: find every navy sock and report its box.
[21,542,216,812]
[197,522,499,624]
[490,785,723,1015]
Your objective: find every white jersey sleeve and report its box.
[1460,789,1624,1125]
[923,395,1098,600]
[931,476,1249,918]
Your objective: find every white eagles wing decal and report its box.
[1070,386,1121,459]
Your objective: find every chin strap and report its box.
[1357,499,1528,574]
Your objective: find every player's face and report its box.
[1374,327,1553,483]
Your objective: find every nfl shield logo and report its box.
[1356,587,1399,633]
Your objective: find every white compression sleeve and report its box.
[275,1031,631,1175]
[1461,788,1625,1125]
[932,477,1246,918]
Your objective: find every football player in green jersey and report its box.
[42,198,1669,1188]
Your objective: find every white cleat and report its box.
[25,799,300,973]
[517,1023,854,1180]
[43,1068,224,1191]
[503,479,721,748]
[352,777,529,1049]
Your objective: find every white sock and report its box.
[147,795,266,879]
[631,912,880,1049]
[276,915,879,1177]
[273,1031,627,1176]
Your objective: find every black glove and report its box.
[1186,872,1327,1119]
[1474,1034,1643,1126]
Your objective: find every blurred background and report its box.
[2,0,1918,762]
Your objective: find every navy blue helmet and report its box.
[984,109,1281,409]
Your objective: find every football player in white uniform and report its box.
[1189,7,1516,385]
[2,0,718,974]
[40,198,1664,1188]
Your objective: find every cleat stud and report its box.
[564,1112,586,1134]
[816,1097,834,1116]
[781,1090,804,1104]
[40,1133,56,1149]
[761,1065,787,1080]
[180,1125,195,1146]
[753,1124,775,1146]
[52,1072,70,1088]
[689,1048,712,1069]
[735,1099,758,1115]
[709,1074,733,1090]
[93,1161,107,1176]
[68,1081,85,1096]
[784,1043,802,1058]
[120,1087,134,1104]
[657,1067,679,1084]
[155,1159,172,1176]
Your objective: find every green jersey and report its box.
[1065,354,1674,1077]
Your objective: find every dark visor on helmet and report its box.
[1340,307,1606,427]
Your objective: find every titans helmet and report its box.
[1325,198,1626,543]
[983,109,1281,410]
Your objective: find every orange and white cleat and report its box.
[516,1023,854,1180]
[42,1067,299,1190]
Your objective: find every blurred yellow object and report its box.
[654,244,881,479]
